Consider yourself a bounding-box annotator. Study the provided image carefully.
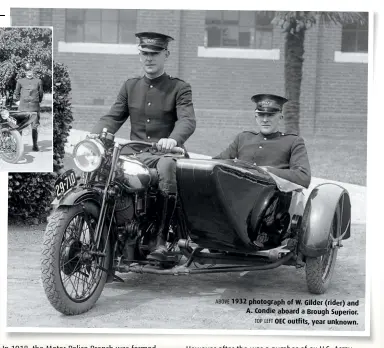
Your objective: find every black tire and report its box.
[0,129,23,163]
[41,204,111,315]
[305,206,340,294]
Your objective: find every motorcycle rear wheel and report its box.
[0,129,23,163]
[41,204,111,315]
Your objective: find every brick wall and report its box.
[10,8,368,137]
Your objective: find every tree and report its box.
[270,11,367,135]
[0,27,52,106]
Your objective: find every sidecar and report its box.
[173,158,351,294]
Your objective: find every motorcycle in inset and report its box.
[0,97,37,164]
[41,128,351,315]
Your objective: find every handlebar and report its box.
[87,130,188,157]
[125,141,186,156]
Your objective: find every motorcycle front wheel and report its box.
[41,204,111,315]
[0,129,23,163]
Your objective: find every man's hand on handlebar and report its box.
[156,138,177,152]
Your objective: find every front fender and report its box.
[52,186,117,283]
[299,183,351,258]
[52,186,103,208]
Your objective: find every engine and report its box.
[114,191,158,263]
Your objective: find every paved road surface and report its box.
[7,222,366,332]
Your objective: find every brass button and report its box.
[147,119,150,122]
[264,138,267,140]
[150,85,153,88]
[253,163,256,166]
[147,136,151,139]
[259,146,262,149]
[148,102,151,106]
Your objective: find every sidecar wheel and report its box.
[0,129,23,163]
[41,204,111,315]
[305,245,338,294]
[305,208,340,294]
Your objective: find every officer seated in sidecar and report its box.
[208,94,311,249]
[214,93,311,189]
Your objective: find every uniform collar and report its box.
[259,131,281,139]
[143,72,167,85]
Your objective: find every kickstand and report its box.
[97,265,124,283]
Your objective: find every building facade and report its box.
[11,8,369,137]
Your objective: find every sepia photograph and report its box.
[0,26,53,171]
[6,8,369,334]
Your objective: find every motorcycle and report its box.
[41,128,351,315]
[0,97,37,164]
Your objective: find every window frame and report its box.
[64,8,137,44]
[340,13,369,53]
[205,10,274,49]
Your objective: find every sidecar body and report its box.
[9,111,37,131]
[176,158,351,259]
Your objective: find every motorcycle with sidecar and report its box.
[0,97,37,163]
[41,128,351,315]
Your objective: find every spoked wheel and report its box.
[41,204,111,315]
[305,203,341,294]
[0,129,23,163]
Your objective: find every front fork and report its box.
[94,142,121,250]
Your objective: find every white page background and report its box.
[0,0,382,347]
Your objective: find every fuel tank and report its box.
[176,159,278,253]
[118,155,152,191]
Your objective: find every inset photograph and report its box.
[0,26,53,171]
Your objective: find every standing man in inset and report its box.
[14,62,44,151]
[91,32,196,262]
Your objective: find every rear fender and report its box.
[299,183,351,258]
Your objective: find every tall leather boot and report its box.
[147,192,177,262]
[32,128,39,151]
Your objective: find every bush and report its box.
[8,62,73,223]
[8,173,56,223]
[53,62,73,173]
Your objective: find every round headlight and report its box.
[73,139,105,172]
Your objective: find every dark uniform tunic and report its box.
[92,73,196,193]
[92,73,196,145]
[214,131,311,188]
[14,77,43,112]
[14,77,44,128]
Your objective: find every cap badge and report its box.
[260,100,271,107]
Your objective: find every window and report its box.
[39,9,53,26]
[65,9,137,44]
[205,11,274,49]
[341,13,368,52]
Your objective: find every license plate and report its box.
[54,169,77,199]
